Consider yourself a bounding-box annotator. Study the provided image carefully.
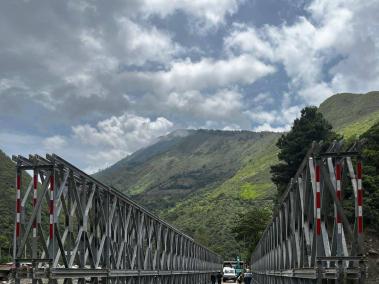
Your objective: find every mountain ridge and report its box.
[319,91,379,137]
[95,130,281,214]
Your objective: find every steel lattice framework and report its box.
[12,154,222,284]
[250,141,367,283]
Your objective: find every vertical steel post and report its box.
[356,160,363,255]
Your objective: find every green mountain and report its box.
[95,130,279,211]
[319,91,379,138]
[96,91,379,259]
[96,130,280,259]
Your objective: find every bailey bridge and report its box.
[12,154,222,283]
[11,140,366,283]
[250,141,366,283]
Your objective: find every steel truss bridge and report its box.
[11,140,368,284]
[12,154,222,284]
[250,141,367,283]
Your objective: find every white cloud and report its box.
[246,96,302,132]
[298,82,333,105]
[140,0,243,29]
[2,0,379,172]
[122,55,276,93]
[225,0,379,105]
[224,24,274,60]
[246,107,300,130]
[43,135,67,150]
[116,17,183,66]
[166,89,245,120]
[60,18,182,100]
[265,18,320,84]
[72,114,174,167]
[0,78,26,92]
[273,0,379,102]
[247,111,276,124]
[251,93,275,105]
[162,55,274,91]
[253,123,289,132]
[79,30,103,51]
[225,20,328,104]
[0,1,184,113]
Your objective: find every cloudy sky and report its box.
[1,0,378,172]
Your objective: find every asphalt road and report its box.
[222,281,256,284]
[219,280,257,284]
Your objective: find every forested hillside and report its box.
[0,150,15,262]
[96,130,280,258]
[0,151,31,262]
[96,130,280,211]
[319,91,379,138]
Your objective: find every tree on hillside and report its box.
[270,106,339,196]
[360,122,379,232]
[0,235,10,262]
[232,207,271,262]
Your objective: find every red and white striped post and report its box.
[16,172,21,240]
[315,163,321,236]
[49,174,55,240]
[335,163,342,234]
[357,161,363,234]
[33,171,38,238]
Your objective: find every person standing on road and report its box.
[243,269,253,284]
[216,271,222,284]
[211,274,216,284]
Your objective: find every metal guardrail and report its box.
[250,140,367,283]
[12,154,222,283]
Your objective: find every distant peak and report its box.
[170,129,193,137]
[157,129,193,141]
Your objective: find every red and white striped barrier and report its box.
[16,173,21,238]
[49,174,54,240]
[335,163,342,234]
[315,164,321,235]
[33,171,38,238]
[357,161,363,234]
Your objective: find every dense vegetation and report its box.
[0,150,31,262]
[234,107,339,261]
[96,130,280,213]
[98,130,281,259]
[231,207,271,262]
[319,91,379,138]
[0,150,16,262]
[270,106,339,196]
[361,122,379,232]
[159,140,277,259]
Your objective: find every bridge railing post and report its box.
[250,140,366,283]
[12,153,223,283]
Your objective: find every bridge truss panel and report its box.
[251,141,367,283]
[12,154,222,283]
